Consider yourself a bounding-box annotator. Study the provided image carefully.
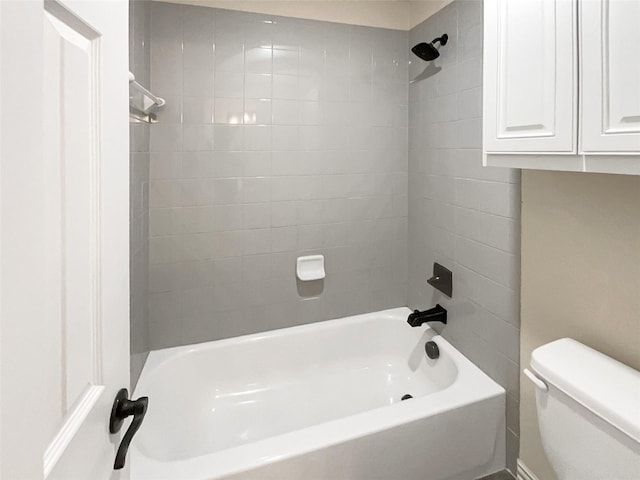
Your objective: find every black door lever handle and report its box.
[109,388,148,470]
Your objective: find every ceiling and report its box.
[153,0,456,30]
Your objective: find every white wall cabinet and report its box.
[580,0,640,154]
[483,0,577,154]
[483,0,640,174]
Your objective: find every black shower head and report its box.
[412,34,448,61]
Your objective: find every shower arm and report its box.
[431,34,448,46]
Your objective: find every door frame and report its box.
[0,1,48,478]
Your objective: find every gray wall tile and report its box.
[408,0,520,471]
[130,0,151,388]
[146,1,409,353]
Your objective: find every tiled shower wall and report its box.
[147,3,409,349]
[129,0,151,387]
[407,1,521,472]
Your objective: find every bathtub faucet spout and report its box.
[407,305,447,327]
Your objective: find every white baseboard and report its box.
[517,460,539,480]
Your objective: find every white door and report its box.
[0,0,131,479]
[580,0,640,153]
[483,0,577,153]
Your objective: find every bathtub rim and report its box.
[139,307,440,374]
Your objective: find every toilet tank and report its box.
[528,338,640,480]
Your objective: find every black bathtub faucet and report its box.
[407,304,447,327]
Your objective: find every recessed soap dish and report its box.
[296,255,325,281]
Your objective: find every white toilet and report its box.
[525,338,640,480]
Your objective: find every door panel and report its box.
[483,0,577,153]
[581,0,640,153]
[42,7,106,475]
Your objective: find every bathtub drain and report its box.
[401,394,413,401]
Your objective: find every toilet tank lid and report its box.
[530,338,640,443]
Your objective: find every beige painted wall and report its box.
[520,170,640,479]
[152,0,455,30]
[408,0,454,28]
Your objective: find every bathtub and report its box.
[132,307,506,480]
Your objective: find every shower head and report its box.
[411,34,448,61]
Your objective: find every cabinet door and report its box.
[483,0,577,153]
[581,0,640,153]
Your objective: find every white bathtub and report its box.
[132,307,506,480]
